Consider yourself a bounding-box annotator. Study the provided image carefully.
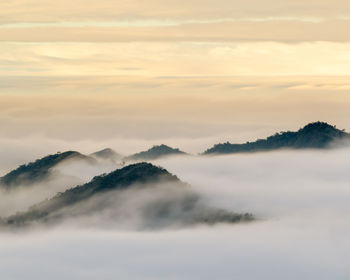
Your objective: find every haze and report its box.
[1,149,350,279]
[2,0,350,279]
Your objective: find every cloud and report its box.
[1,0,350,24]
[2,1,350,43]
[2,20,350,43]
[1,222,349,280]
[1,149,350,278]
[0,155,119,217]
[155,150,350,217]
[3,42,350,79]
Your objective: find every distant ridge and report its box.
[90,148,122,161]
[204,122,349,155]
[2,162,252,227]
[0,151,95,189]
[125,144,186,161]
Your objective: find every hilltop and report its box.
[90,148,122,161]
[125,144,186,161]
[0,151,95,189]
[204,122,349,155]
[3,163,252,228]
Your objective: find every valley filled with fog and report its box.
[0,147,350,279]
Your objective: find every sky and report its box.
[1,0,350,155]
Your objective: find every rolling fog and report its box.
[0,156,119,217]
[1,148,350,279]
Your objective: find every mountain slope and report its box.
[125,144,186,161]
[0,151,95,188]
[204,122,349,155]
[90,148,122,161]
[3,163,252,228]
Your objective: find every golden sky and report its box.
[1,0,350,153]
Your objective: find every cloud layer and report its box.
[1,149,350,279]
[1,0,350,23]
[2,20,350,42]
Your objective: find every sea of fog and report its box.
[1,149,350,279]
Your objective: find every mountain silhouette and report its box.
[204,122,349,155]
[0,151,95,189]
[3,163,252,228]
[90,148,122,162]
[125,144,186,161]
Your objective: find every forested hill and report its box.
[3,162,253,227]
[0,151,94,188]
[204,122,349,155]
[4,163,181,225]
[125,144,186,161]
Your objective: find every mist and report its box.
[155,148,350,220]
[36,181,249,230]
[0,156,120,217]
[1,148,350,279]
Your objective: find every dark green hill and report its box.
[204,122,349,155]
[0,151,95,188]
[125,144,186,161]
[3,163,252,227]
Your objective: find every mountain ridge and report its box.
[3,162,252,228]
[90,148,122,161]
[0,151,95,189]
[204,122,349,155]
[125,144,186,161]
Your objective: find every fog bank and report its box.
[1,149,350,279]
